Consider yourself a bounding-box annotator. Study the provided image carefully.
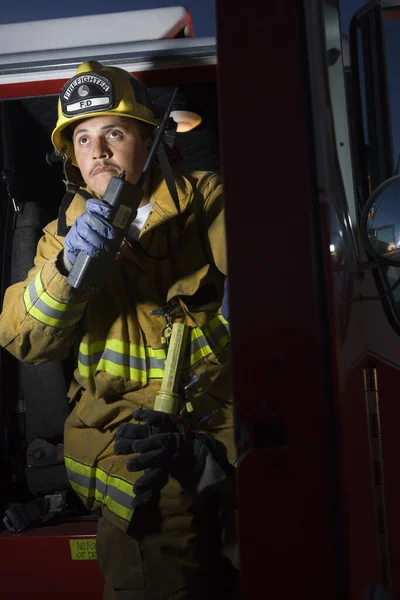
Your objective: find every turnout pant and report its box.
[96,476,239,600]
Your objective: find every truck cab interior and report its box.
[0,72,220,592]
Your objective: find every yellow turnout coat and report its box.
[0,168,234,531]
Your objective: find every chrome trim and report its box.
[0,37,217,78]
[363,366,392,588]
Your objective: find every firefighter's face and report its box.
[73,115,151,196]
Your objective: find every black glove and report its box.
[114,409,232,508]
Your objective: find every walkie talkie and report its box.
[66,172,143,292]
[66,88,178,293]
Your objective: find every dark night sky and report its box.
[0,0,366,35]
[0,0,216,37]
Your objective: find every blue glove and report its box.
[114,409,232,508]
[63,198,120,269]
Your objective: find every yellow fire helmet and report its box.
[51,61,159,165]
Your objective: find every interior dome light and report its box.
[170,110,202,133]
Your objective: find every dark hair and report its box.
[64,124,74,143]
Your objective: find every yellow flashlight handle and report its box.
[154,322,188,414]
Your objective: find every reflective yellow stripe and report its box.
[208,314,228,332]
[77,357,163,382]
[65,456,134,523]
[23,285,34,313]
[146,347,166,378]
[80,339,146,359]
[78,339,106,355]
[189,328,213,365]
[77,315,230,382]
[23,269,87,328]
[96,358,145,382]
[77,358,144,381]
[25,303,83,328]
[69,481,133,522]
[148,368,164,378]
[147,347,166,359]
[202,315,230,353]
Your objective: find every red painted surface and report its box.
[0,522,104,599]
[372,358,400,594]
[163,9,194,39]
[0,65,216,100]
[186,9,195,38]
[216,0,343,597]
[340,360,380,597]
[383,10,400,21]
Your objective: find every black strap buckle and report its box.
[3,492,67,533]
[150,298,181,327]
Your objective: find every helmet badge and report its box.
[78,85,90,97]
[60,71,114,117]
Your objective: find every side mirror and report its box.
[360,175,400,266]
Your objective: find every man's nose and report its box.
[92,137,112,159]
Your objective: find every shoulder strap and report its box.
[57,187,93,236]
[157,142,182,219]
[57,190,75,236]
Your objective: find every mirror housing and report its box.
[360,175,400,265]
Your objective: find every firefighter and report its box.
[0,61,237,598]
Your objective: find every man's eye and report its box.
[78,136,89,145]
[109,130,122,139]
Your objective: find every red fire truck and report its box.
[221,0,400,598]
[1,1,399,598]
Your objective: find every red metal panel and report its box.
[215,0,343,597]
[163,8,195,38]
[0,522,103,599]
[340,361,380,597]
[373,358,400,594]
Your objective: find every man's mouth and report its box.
[90,164,119,177]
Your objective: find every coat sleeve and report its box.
[201,174,227,276]
[0,221,89,364]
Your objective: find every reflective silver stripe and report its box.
[27,292,83,323]
[65,456,133,522]
[202,317,230,353]
[77,315,229,380]
[78,347,149,371]
[102,348,147,372]
[78,350,103,367]
[78,341,166,381]
[24,270,86,328]
[148,355,166,371]
[190,333,209,353]
[68,467,133,513]
[188,332,211,366]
